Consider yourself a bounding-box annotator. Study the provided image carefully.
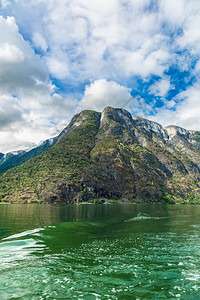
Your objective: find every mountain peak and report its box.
[0,107,200,204]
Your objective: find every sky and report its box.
[0,0,200,153]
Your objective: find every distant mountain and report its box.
[0,152,4,163]
[0,137,57,174]
[0,107,200,204]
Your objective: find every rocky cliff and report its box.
[0,107,200,204]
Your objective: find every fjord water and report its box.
[0,204,200,299]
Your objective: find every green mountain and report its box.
[0,107,200,204]
[0,153,4,165]
[0,137,57,174]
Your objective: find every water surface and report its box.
[0,204,200,299]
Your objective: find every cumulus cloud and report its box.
[159,0,200,59]
[118,47,170,78]
[0,0,200,152]
[80,79,133,111]
[2,0,200,82]
[0,95,23,129]
[0,16,49,95]
[46,57,69,79]
[0,0,173,81]
[0,92,79,153]
[151,83,200,130]
[0,16,78,153]
[0,43,24,63]
[174,85,200,130]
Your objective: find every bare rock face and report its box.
[165,125,200,149]
[132,116,169,140]
[0,107,200,204]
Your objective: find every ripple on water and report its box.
[124,212,170,222]
[0,214,200,299]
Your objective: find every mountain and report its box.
[0,107,200,204]
[0,137,57,174]
[0,152,4,163]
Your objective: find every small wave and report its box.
[0,227,46,265]
[0,238,45,266]
[2,227,45,241]
[125,212,168,222]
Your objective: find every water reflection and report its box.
[1,203,200,240]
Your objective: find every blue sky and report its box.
[0,0,200,152]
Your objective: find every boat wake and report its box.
[125,212,169,222]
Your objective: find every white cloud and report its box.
[0,16,49,95]
[0,0,173,81]
[0,43,24,63]
[0,95,23,129]
[32,32,48,52]
[120,48,170,78]
[80,79,132,111]
[194,61,200,74]
[0,92,79,153]
[159,0,200,57]
[159,0,186,27]
[0,16,79,153]
[175,85,200,130]
[178,15,200,55]
[151,83,200,130]
[149,77,173,98]
[0,0,200,152]
[46,57,69,79]
[0,0,10,8]
[1,0,200,83]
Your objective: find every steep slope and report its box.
[0,107,200,204]
[0,137,57,174]
[0,153,4,163]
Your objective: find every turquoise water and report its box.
[0,204,200,299]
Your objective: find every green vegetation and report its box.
[0,107,200,204]
[192,132,200,141]
[0,138,57,174]
[0,110,100,203]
